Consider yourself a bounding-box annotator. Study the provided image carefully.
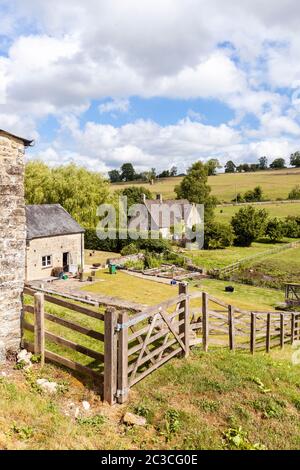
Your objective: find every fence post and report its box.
[280,314,285,349]
[34,292,45,366]
[291,313,296,345]
[266,313,271,353]
[117,311,129,404]
[104,308,118,405]
[202,292,209,352]
[228,305,235,351]
[179,283,190,358]
[250,313,256,354]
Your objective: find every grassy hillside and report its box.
[112,168,300,202]
[230,245,300,289]
[1,347,300,449]
[215,202,300,224]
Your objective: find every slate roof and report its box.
[144,198,192,228]
[0,129,33,147]
[26,204,85,240]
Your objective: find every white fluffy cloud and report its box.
[1,0,300,167]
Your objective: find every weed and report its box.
[77,414,105,430]
[251,377,271,393]
[251,397,286,419]
[11,423,34,440]
[134,403,154,422]
[162,409,181,441]
[223,426,266,450]
[194,398,220,413]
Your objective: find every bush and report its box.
[123,259,145,270]
[144,253,163,269]
[204,222,235,249]
[288,185,300,200]
[84,228,164,252]
[232,186,264,203]
[137,238,171,253]
[231,206,268,246]
[120,243,139,256]
[265,218,285,242]
[283,216,300,238]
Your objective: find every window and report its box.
[42,255,52,268]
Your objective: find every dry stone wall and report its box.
[0,131,26,361]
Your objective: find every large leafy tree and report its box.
[175,161,217,222]
[231,206,268,246]
[225,161,236,173]
[258,156,268,170]
[121,186,153,207]
[206,158,221,176]
[290,151,300,168]
[270,158,286,169]
[121,163,136,181]
[25,162,110,228]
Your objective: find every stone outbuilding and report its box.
[25,204,85,282]
[0,129,32,361]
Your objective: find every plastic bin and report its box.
[109,264,117,274]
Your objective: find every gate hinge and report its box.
[115,388,129,398]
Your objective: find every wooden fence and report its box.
[22,287,105,383]
[22,285,300,405]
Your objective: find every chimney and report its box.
[156,194,163,203]
[142,193,146,203]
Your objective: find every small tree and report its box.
[108,169,121,183]
[175,161,217,222]
[258,156,268,170]
[266,218,285,242]
[225,161,236,173]
[204,222,235,249]
[270,158,286,169]
[288,185,300,200]
[121,163,136,181]
[290,151,300,168]
[231,206,268,246]
[244,186,263,202]
[206,158,221,176]
[121,186,153,206]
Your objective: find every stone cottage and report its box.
[0,129,32,361]
[25,204,85,282]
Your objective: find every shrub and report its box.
[123,259,145,270]
[144,253,162,269]
[265,218,285,242]
[283,216,300,238]
[120,243,139,256]
[85,227,163,252]
[137,237,171,253]
[243,186,264,202]
[288,185,300,200]
[204,222,235,249]
[231,206,268,246]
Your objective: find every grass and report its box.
[215,202,300,224]
[84,250,120,266]
[111,168,300,203]
[182,238,296,270]
[2,347,300,449]
[81,269,177,305]
[198,279,284,311]
[230,245,300,289]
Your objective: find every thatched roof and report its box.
[26,204,85,240]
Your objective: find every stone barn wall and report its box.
[0,131,27,361]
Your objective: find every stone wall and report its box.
[26,233,84,281]
[0,131,26,361]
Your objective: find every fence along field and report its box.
[22,284,300,405]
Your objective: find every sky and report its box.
[1,0,300,174]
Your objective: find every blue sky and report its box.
[1,0,300,174]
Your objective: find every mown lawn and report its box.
[199,279,284,311]
[111,168,300,202]
[81,269,177,305]
[84,250,120,266]
[1,347,300,449]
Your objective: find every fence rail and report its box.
[213,240,300,276]
[22,285,300,405]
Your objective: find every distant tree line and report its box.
[225,152,300,174]
[108,163,179,183]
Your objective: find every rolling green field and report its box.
[112,168,300,203]
[215,202,300,224]
[231,245,300,289]
[182,239,296,270]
